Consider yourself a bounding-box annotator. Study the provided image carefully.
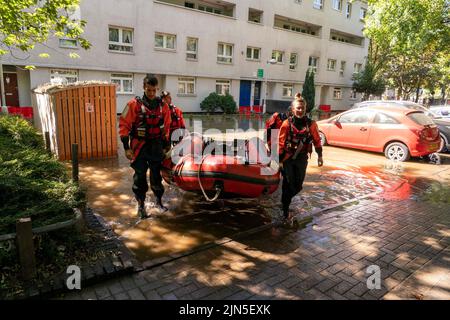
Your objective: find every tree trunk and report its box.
[415,87,420,103]
[441,84,447,104]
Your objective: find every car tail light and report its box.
[412,127,438,141]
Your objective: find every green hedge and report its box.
[0,115,85,234]
[200,92,237,114]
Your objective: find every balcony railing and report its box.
[155,0,235,18]
[330,29,364,46]
[274,15,321,37]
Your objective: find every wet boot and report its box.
[156,197,168,212]
[282,204,290,221]
[137,199,148,219]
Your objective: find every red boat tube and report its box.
[161,136,280,200]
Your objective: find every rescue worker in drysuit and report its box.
[265,110,290,151]
[278,97,323,221]
[161,90,186,143]
[119,75,172,219]
[265,93,300,150]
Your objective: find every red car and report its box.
[317,105,440,161]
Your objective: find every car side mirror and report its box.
[333,119,342,129]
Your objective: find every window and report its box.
[309,56,319,72]
[332,0,342,11]
[186,37,198,60]
[59,38,77,49]
[216,80,231,95]
[109,27,133,52]
[50,69,78,84]
[313,0,323,9]
[374,113,399,124]
[248,8,263,23]
[272,50,284,63]
[184,2,194,8]
[340,61,346,76]
[350,89,357,99]
[346,2,352,18]
[246,47,261,61]
[283,84,294,98]
[199,5,222,15]
[111,73,133,94]
[339,111,373,124]
[155,33,176,50]
[178,77,196,95]
[360,8,367,20]
[408,112,434,126]
[59,27,78,48]
[327,59,337,71]
[289,53,298,71]
[354,63,362,74]
[217,43,233,63]
[333,88,342,99]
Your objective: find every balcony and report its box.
[155,0,235,18]
[330,29,364,46]
[274,15,321,37]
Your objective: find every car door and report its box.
[327,110,375,149]
[366,112,402,152]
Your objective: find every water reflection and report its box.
[75,115,448,262]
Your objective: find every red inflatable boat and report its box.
[162,136,280,200]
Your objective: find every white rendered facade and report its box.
[1,0,368,113]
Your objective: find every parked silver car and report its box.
[430,105,450,119]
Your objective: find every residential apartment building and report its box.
[1,0,369,113]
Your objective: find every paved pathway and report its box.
[59,190,450,300]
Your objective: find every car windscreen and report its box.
[407,112,434,126]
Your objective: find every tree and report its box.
[364,0,450,101]
[352,62,386,100]
[302,69,316,113]
[424,52,450,104]
[0,0,91,56]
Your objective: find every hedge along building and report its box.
[1,0,368,114]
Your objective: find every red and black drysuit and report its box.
[278,115,322,218]
[265,112,289,150]
[119,94,171,203]
[168,103,186,143]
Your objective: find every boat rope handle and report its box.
[197,155,222,202]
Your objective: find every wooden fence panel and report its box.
[61,90,71,161]
[99,86,108,158]
[67,88,76,160]
[54,92,65,160]
[77,87,87,159]
[93,86,102,158]
[83,86,92,160]
[110,86,118,156]
[89,86,98,159]
[38,84,118,161]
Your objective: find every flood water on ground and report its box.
[76,115,450,262]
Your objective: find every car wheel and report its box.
[384,142,410,162]
[319,132,327,146]
[438,134,448,153]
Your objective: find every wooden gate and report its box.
[33,83,118,161]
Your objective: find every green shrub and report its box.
[200,92,221,113]
[0,115,85,234]
[200,92,237,114]
[0,115,43,149]
[220,94,237,114]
